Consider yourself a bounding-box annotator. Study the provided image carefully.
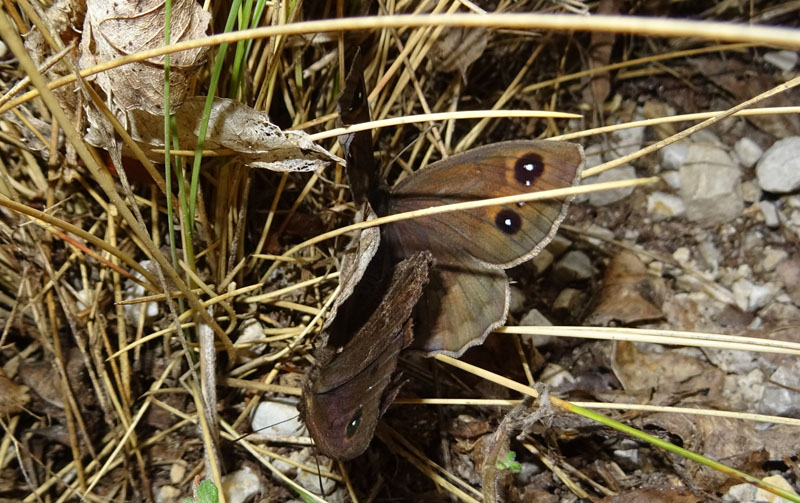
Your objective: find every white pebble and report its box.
[756,137,800,193]
[733,137,763,169]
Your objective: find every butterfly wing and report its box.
[301,252,432,460]
[384,140,583,268]
[411,257,508,356]
[383,140,582,355]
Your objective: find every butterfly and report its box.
[300,51,584,459]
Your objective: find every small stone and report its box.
[658,143,689,171]
[648,260,664,275]
[235,318,266,363]
[740,179,761,204]
[724,474,798,502]
[764,50,799,71]
[539,363,576,389]
[517,462,543,485]
[697,240,721,272]
[771,360,800,390]
[123,260,159,324]
[222,466,262,503]
[756,137,800,193]
[531,249,554,275]
[758,201,780,228]
[776,258,800,306]
[761,247,788,273]
[169,463,186,484]
[760,382,800,417]
[509,285,526,313]
[679,150,743,225]
[734,137,763,169]
[157,485,181,503]
[672,247,691,264]
[587,165,638,206]
[552,288,584,317]
[584,143,604,169]
[582,224,614,247]
[551,251,594,283]
[546,234,573,258]
[732,278,778,312]
[291,449,338,494]
[576,144,604,204]
[646,192,685,219]
[613,449,639,465]
[519,308,554,347]
[661,170,681,190]
[623,228,639,241]
[250,400,306,437]
[722,369,765,412]
[705,348,759,374]
[606,124,645,159]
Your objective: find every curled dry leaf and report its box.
[581,0,621,106]
[79,0,211,115]
[431,27,488,81]
[86,97,342,171]
[586,251,665,325]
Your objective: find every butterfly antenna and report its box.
[385,124,437,179]
[231,413,302,443]
[313,450,325,496]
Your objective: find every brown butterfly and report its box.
[300,52,584,459]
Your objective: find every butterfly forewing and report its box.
[385,140,583,269]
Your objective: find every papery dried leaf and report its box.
[431,27,488,81]
[79,0,210,114]
[85,97,342,171]
[586,251,665,325]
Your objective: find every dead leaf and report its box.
[0,369,29,416]
[587,251,665,325]
[640,412,799,490]
[431,27,488,81]
[597,485,705,503]
[581,0,621,107]
[642,100,677,140]
[79,0,211,115]
[86,97,342,171]
[318,52,382,345]
[449,414,491,439]
[694,58,800,138]
[19,360,63,409]
[612,341,724,396]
